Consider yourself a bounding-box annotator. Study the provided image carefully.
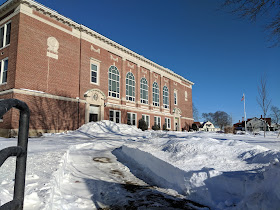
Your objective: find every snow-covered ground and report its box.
[0,121,280,209]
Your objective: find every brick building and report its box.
[0,0,194,137]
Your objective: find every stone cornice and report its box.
[20,0,80,29]
[0,0,19,15]
[0,0,194,86]
[81,24,194,86]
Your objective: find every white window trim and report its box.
[90,58,101,85]
[108,66,120,98]
[152,82,160,107]
[142,114,150,128]
[140,77,149,104]
[127,112,137,126]
[0,21,11,50]
[154,116,161,127]
[126,72,135,102]
[163,86,169,109]
[174,90,178,105]
[109,109,121,123]
[165,117,171,129]
[0,57,8,85]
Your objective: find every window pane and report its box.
[0,27,4,48]
[112,81,116,91]
[91,64,97,71]
[5,23,11,46]
[91,71,96,77]
[2,60,8,83]
[116,111,120,123]
[109,111,114,121]
[91,77,96,83]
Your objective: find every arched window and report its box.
[108,66,120,98]
[152,82,159,107]
[163,86,169,108]
[140,77,148,104]
[126,72,135,101]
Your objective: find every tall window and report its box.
[174,91,177,105]
[152,82,159,107]
[127,112,136,126]
[90,61,99,84]
[108,66,120,98]
[0,58,8,84]
[140,78,148,104]
[154,116,161,127]
[0,22,11,48]
[109,110,121,123]
[126,72,135,101]
[165,118,171,129]
[142,114,150,128]
[163,86,169,108]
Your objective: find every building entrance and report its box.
[89,113,98,122]
[175,117,179,131]
[84,89,106,124]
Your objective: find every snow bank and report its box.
[73,121,149,139]
[120,136,280,209]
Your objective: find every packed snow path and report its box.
[47,141,204,209]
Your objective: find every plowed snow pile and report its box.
[0,121,280,210]
[121,132,280,209]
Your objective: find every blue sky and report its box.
[3,0,280,123]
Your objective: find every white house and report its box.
[247,117,270,132]
[199,121,220,132]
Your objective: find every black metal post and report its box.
[0,99,30,210]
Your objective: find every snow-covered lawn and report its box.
[0,121,280,209]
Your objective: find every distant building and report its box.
[194,121,220,132]
[246,117,270,132]
[234,115,272,132]
[271,123,280,131]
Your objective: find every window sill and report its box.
[90,82,99,86]
[0,82,7,86]
[126,100,136,103]
[108,96,120,100]
[0,44,10,51]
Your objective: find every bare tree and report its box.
[222,0,280,46]
[271,105,280,138]
[192,103,200,122]
[256,76,272,137]
[202,111,231,130]
[271,105,280,124]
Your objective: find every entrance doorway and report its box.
[89,113,98,122]
[84,89,106,124]
[175,117,179,131]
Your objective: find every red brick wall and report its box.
[0,13,20,92]
[10,93,85,132]
[15,12,80,98]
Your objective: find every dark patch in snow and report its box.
[85,178,206,210]
[93,157,111,163]
[110,169,124,178]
